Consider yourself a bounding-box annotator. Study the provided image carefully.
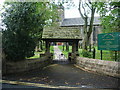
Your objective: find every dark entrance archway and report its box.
[42,26,82,63]
[42,39,81,63]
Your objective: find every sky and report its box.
[64,0,81,18]
[0,0,81,29]
[0,0,82,19]
[0,0,5,19]
[64,0,100,18]
[0,0,100,21]
[0,0,98,29]
[0,0,5,29]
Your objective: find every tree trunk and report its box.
[78,0,96,51]
[85,7,96,50]
[87,7,96,46]
[82,17,88,50]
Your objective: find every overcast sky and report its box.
[0,0,81,18]
[64,0,81,18]
[64,0,100,18]
[0,0,99,19]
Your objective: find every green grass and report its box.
[27,51,45,59]
[89,46,113,61]
[27,45,117,61]
[58,45,115,61]
[50,46,54,53]
[80,47,114,61]
[27,45,54,59]
[50,46,56,59]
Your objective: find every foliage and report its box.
[96,2,120,61]
[117,52,120,62]
[96,1,120,33]
[50,46,54,53]
[1,2,58,61]
[82,49,92,58]
[27,51,45,59]
[2,30,36,61]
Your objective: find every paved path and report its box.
[3,64,119,89]
[53,46,66,61]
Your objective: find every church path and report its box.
[2,46,119,89]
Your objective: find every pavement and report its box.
[53,46,66,60]
[2,46,120,89]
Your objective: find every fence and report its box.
[79,46,120,62]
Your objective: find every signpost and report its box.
[98,32,120,51]
[98,32,120,61]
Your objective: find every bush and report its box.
[1,2,44,61]
[1,2,59,61]
[82,49,92,58]
[2,30,36,61]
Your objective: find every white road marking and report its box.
[1,80,80,89]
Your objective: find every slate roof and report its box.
[42,26,82,39]
[60,17,101,27]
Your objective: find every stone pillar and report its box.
[71,41,77,63]
[45,41,52,62]
[72,41,76,53]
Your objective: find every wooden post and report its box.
[76,41,79,56]
[100,50,102,60]
[93,47,96,59]
[45,41,50,54]
[72,41,76,53]
[76,41,78,52]
[40,40,43,51]
[63,44,64,51]
[115,51,117,61]
[66,42,69,51]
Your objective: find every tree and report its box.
[78,0,97,50]
[2,2,58,61]
[96,1,120,33]
[96,1,120,61]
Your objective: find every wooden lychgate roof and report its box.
[42,26,82,40]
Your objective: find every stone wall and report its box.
[3,56,52,75]
[76,57,120,77]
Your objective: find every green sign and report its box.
[98,32,120,51]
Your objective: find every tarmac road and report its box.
[2,63,119,89]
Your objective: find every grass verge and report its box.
[58,45,115,61]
